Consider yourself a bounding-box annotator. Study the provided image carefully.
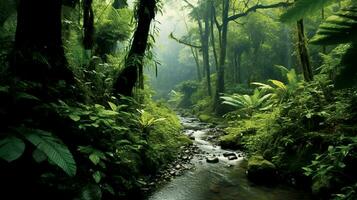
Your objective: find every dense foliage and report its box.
[163,0,357,199]
[0,0,356,199]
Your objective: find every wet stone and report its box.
[206,157,219,163]
[223,152,236,157]
[228,155,238,160]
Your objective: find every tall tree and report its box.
[11,0,73,84]
[184,0,212,96]
[212,1,291,114]
[296,19,313,81]
[113,0,156,96]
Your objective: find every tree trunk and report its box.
[214,0,229,114]
[321,8,326,54]
[203,2,212,96]
[113,0,156,96]
[11,0,73,84]
[197,6,212,96]
[296,19,313,81]
[210,1,219,72]
[234,52,242,84]
[191,47,202,81]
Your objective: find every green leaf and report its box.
[0,86,9,93]
[108,102,117,111]
[310,7,357,45]
[0,136,25,162]
[80,184,102,200]
[100,110,119,116]
[32,149,47,163]
[269,80,287,90]
[281,0,335,23]
[92,171,101,183]
[15,92,40,101]
[69,114,81,122]
[102,184,115,195]
[21,129,77,177]
[89,153,100,165]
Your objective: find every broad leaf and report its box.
[69,114,81,122]
[21,129,77,177]
[33,149,47,163]
[108,102,117,111]
[0,136,25,162]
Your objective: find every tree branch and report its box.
[169,32,202,49]
[227,2,292,21]
[183,0,195,9]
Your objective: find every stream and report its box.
[148,116,313,200]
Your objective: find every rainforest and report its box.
[0,0,356,199]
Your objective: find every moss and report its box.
[219,134,243,149]
[143,100,193,173]
[247,155,277,184]
[198,114,212,122]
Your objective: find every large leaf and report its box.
[281,0,335,23]
[269,80,287,90]
[0,136,25,162]
[21,129,77,177]
[311,6,357,45]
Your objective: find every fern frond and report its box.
[311,6,357,45]
[281,0,335,23]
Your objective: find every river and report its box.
[148,116,312,200]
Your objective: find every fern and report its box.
[20,128,77,177]
[0,136,25,162]
[221,89,273,112]
[311,6,357,45]
[281,0,335,23]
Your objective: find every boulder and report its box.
[227,155,238,160]
[247,155,277,184]
[198,114,212,122]
[223,152,236,157]
[206,157,219,163]
[219,134,243,150]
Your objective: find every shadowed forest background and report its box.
[0,0,356,200]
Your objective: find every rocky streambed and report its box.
[147,116,312,200]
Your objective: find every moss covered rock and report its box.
[219,134,243,150]
[247,155,277,184]
[198,114,212,122]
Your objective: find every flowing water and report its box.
[148,116,312,200]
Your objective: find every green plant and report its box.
[280,0,336,23]
[0,127,76,176]
[220,89,273,115]
[302,135,357,196]
[168,89,183,107]
[137,109,165,135]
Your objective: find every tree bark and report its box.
[296,19,313,81]
[11,0,73,84]
[191,47,202,81]
[113,0,156,96]
[202,2,212,96]
[210,0,219,72]
[214,0,229,114]
[234,51,242,84]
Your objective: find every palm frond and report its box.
[311,6,357,45]
[280,0,335,23]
